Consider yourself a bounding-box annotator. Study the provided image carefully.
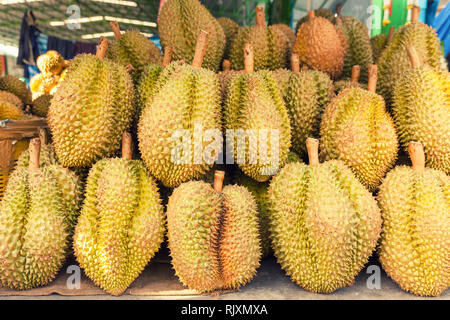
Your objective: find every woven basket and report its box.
[0,119,48,200]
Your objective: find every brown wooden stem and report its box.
[306,138,319,165]
[408,141,425,171]
[192,30,209,68]
[222,59,231,71]
[122,132,132,160]
[406,46,421,68]
[29,138,41,170]
[290,54,300,73]
[38,128,48,145]
[213,171,225,192]
[351,65,360,84]
[96,37,109,60]
[411,5,420,24]
[336,4,343,17]
[162,47,173,67]
[367,64,377,93]
[243,43,254,74]
[387,26,395,41]
[110,21,122,39]
[308,11,315,19]
[255,6,266,27]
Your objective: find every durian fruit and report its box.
[378,141,449,297]
[392,46,449,174]
[0,100,25,120]
[36,50,65,75]
[224,44,291,182]
[138,31,222,187]
[158,0,225,71]
[295,8,335,34]
[371,26,395,63]
[293,11,347,79]
[31,93,52,117]
[334,65,368,93]
[377,6,443,105]
[167,171,261,292]
[74,133,165,296]
[106,22,163,82]
[229,7,290,71]
[320,65,398,191]
[217,17,239,59]
[268,138,381,294]
[0,75,32,104]
[0,90,22,108]
[47,37,135,167]
[218,59,244,103]
[16,129,58,168]
[336,16,373,82]
[273,23,296,49]
[0,138,81,290]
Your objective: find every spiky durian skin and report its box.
[0,91,22,108]
[47,54,135,167]
[0,100,24,120]
[293,17,347,79]
[334,79,367,93]
[302,70,335,111]
[272,24,296,50]
[295,8,335,34]
[136,64,163,117]
[74,158,165,296]
[218,69,244,103]
[16,144,59,168]
[320,88,398,191]
[0,164,81,290]
[166,180,260,292]
[138,63,222,188]
[0,75,32,104]
[337,17,373,82]
[392,67,449,174]
[229,25,289,71]
[36,50,64,75]
[378,167,450,297]
[158,0,225,71]
[371,33,388,63]
[106,30,162,82]
[32,93,52,117]
[217,17,239,59]
[377,22,443,106]
[268,161,381,294]
[224,71,291,182]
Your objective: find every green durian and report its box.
[0,75,32,104]
[74,133,165,296]
[158,0,225,71]
[0,90,23,108]
[217,17,239,59]
[268,138,381,294]
[32,93,52,117]
[47,38,135,167]
[378,142,449,297]
[0,100,24,120]
[167,171,261,292]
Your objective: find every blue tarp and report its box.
[433,2,450,56]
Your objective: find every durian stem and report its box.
[408,141,425,171]
[255,7,266,27]
[308,11,315,19]
[213,171,225,192]
[122,132,132,160]
[367,64,377,93]
[406,46,421,68]
[243,43,254,74]
[336,3,343,17]
[192,30,209,69]
[38,128,48,145]
[96,37,109,60]
[411,5,420,24]
[162,47,173,67]
[109,21,122,39]
[306,0,311,12]
[351,65,360,84]
[387,26,395,42]
[222,59,231,71]
[29,138,41,170]
[290,54,300,73]
[306,138,319,166]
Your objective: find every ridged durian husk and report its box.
[158,0,225,71]
[371,33,388,63]
[217,17,239,59]
[31,93,52,117]
[0,75,32,104]
[166,177,261,292]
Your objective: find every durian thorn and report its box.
[162,47,173,67]
[243,43,254,74]
[213,171,225,192]
[109,21,122,39]
[408,141,425,171]
[367,64,377,93]
[306,138,319,166]
[411,5,420,24]
[121,132,133,160]
[38,128,48,145]
[192,30,209,68]
[96,37,109,60]
[406,46,421,68]
[351,65,360,84]
[290,54,300,73]
[307,10,315,20]
[222,59,231,71]
[29,137,41,170]
[255,6,266,27]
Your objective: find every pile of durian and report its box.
[0,1,448,298]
